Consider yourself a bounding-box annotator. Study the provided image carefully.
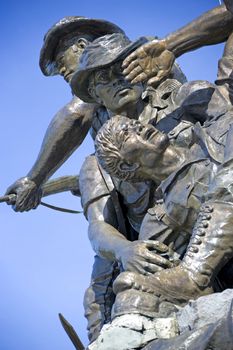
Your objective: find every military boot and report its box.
[114,201,233,304]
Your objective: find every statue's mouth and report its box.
[143,126,159,141]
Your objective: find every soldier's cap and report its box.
[71,33,149,103]
[39,16,125,76]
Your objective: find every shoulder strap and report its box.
[97,162,128,238]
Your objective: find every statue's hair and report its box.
[95,115,140,181]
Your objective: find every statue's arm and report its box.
[86,196,173,275]
[6,96,95,211]
[123,4,233,85]
[175,29,233,124]
[163,4,233,58]
[27,96,94,184]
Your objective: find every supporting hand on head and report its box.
[122,40,175,86]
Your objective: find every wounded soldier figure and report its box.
[95,110,233,307]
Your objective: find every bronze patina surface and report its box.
[5,2,233,349]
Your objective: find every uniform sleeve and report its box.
[79,155,114,217]
[215,30,233,104]
[172,80,229,124]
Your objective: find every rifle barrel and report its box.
[42,175,80,197]
[0,194,16,203]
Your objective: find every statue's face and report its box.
[55,37,89,82]
[119,120,169,171]
[92,61,143,113]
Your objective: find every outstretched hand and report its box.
[118,240,174,276]
[5,177,42,212]
[122,39,175,87]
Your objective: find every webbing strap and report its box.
[97,162,128,238]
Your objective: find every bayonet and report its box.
[59,313,85,350]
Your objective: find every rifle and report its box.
[0,175,82,214]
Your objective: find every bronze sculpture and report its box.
[5,2,233,349]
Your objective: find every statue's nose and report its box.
[112,75,126,87]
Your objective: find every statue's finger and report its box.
[125,65,143,81]
[144,251,172,268]
[24,197,39,211]
[6,196,16,205]
[144,240,168,252]
[122,47,146,68]
[17,193,30,208]
[16,191,35,211]
[131,72,148,84]
[128,262,147,276]
[122,51,138,68]
[122,59,139,75]
[147,70,168,87]
[144,262,163,274]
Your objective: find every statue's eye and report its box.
[56,55,64,68]
[71,44,79,52]
[95,70,109,84]
[112,61,123,75]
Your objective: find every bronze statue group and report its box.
[5,2,233,349]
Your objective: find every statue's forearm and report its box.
[88,221,129,262]
[27,98,93,186]
[164,5,233,58]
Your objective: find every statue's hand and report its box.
[118,240,173,275]
[5,177,42,212]
[122,40,175,87]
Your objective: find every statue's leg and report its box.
[84,255,119,343]
[112,213,182,319]
[114,198,233,305]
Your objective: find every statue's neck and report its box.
[147,147,188,183]
[109,99,145,120]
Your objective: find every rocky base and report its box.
[88,289,233,350]
[87,314,179,350]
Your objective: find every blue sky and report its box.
[0,0,225,349]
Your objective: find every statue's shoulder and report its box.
[79,155,114,215]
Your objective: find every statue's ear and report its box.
[88,86,102,104]
[76,38,89,49]
[117,161,140,174]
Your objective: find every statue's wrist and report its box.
[116,241,131,263]
[26,173,44,187]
